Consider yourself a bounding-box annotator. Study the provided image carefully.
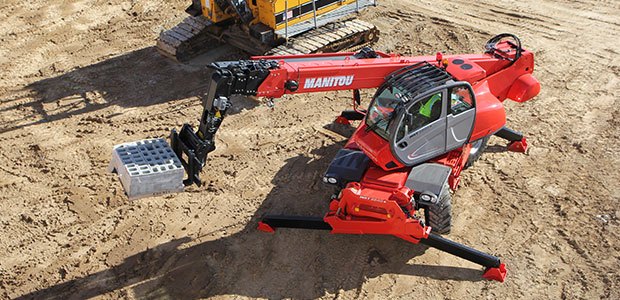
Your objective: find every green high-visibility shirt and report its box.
[419,93,441,118]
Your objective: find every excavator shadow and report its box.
[1,46,253,134]
[15,139,484,300]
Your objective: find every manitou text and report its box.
[303,75,355,89]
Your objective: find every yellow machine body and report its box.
[157,0,378,61]
[199,0,234,23]
[199,0,364,31]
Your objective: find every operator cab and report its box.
[361,62,476,167]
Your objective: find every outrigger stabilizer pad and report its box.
[494,126,528,153]
[483,263,508,283]
[257,221,275,233]
[507,137,528,153]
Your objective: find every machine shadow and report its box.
[16,133,484,300]
[484,144,511,153]
[1,46,257,134]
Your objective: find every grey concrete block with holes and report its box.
[108,138,184,199]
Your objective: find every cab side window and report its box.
[396,92,443,141]
[450,86,474,115]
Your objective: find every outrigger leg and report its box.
[420,233,507,282]
[258,215,507,282]
[494,126,528,153]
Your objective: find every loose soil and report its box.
[1,0,618,299]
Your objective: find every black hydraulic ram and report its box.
[494,126,524,142]
[170,60,279,186]
[258,215,507,282]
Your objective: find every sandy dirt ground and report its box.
[1,0,619,299]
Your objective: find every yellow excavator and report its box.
[157,0,379,62]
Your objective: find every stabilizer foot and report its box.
[335,116,351,125]
[507,138,528,153]
[335,110,365,125]
[257,221,275,233]
[482,263,507,282]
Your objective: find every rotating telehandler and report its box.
[166,34,540,282]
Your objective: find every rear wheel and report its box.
[465,136,490,169]
[426,183,452,234]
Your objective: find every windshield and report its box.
[366,85,407,140]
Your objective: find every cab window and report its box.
[450,86,474,115]
[397,92,443,141]
[366,86,407,140]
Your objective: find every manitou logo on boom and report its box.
[303,75,354,89]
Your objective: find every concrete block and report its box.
[109,138,184,199]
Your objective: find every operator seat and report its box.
[408,93,443,132]
[430,99,442,120]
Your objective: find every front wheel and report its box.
[426,182,452,234]
[465,136,490,169]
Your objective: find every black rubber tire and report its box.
[427,183,452,234]
[465,136,490,169]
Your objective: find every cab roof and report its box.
[384,62,453,100]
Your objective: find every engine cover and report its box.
[405,163,451,196]
[323,149,370,187]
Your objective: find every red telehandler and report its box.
[169,34,540,282]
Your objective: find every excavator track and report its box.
[267,19,379,56]
[156,16,219,62]
[156,17,379,62]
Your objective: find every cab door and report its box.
[390,89,447,166]
[446,84,476,150]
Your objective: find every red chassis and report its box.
[170,34,541,283]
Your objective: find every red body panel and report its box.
[507,74,541,103]
[347,123,404,170]
[470,81,507,141]
[445,57,487,82]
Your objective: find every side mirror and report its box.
[353,89,361,106]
